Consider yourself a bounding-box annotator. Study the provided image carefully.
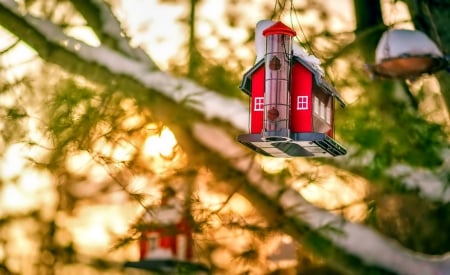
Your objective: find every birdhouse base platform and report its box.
[124,259,209,273]
[237,132,346,157]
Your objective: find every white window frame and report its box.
[320,101,326,120]
[148,233,159,251]
[176,234,187,260]
[325,105,331,124]
[254,97,264,111]
[296,96,308,110]
[313,96,319,114]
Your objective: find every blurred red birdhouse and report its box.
[238,21,346,157]
[124,187,208,273]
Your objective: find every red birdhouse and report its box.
[238,21,346,157]
[125,188,208,273]
[138,203,193,261]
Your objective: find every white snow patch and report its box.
[387,164,450,202]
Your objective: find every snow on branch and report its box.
[342,147,450,203]
[69,0,157,69]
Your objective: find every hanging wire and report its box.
[289,0,315,55]
[382,0,399,59]
[271,0,278,19]
[287,0,338,83]
[271,0,287,20]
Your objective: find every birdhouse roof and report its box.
[142,200,184,225]
[239,57,345,107]
[262,21,296,36]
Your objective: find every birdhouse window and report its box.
[313,96,319,115]
[325,107,331,124]
[254,97,264,111]
[176,234,187,260]
[148,233,159,251]
[296,96,308,110]
[320,102,326,120]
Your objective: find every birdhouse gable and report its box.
[239,59,265,96]
[143,202,184,226]
[292,56,345,107]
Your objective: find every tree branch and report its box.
[193,122,450,275]
[69,0,158,70]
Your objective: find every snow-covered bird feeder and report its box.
[124,189,208,274]
[367,29,448,79]
[238,21,347,157]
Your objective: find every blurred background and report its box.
[0,0,449,274]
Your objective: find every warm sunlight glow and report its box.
[117,0,185,70]
[0,30,38,82]
[288,159,369,221]
[121,114,146,131]
[381,0,414,29]
[198,190,226,212]
[0,168,56,215]
[127,175,162,204]
[143,127,177,157]
[0,143,28,179]
[258,155,287,174]
[1,184,28,213]
[112,139,137,162]
[66,150,93,175]
[91,136,137,163]
[198,179,254,215]
[66,203,136,256]
[295,174,368,221]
